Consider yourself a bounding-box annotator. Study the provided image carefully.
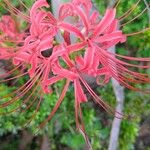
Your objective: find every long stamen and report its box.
[78,104,92,150]
[0,73,35,100]
[2,0,30,22]
[106,62,150,93]
[24,91,43,128]
[126,27,150,36]
[119,0,141,20]
[0,71,28,83]
[109,51,150,61]
[121,6,147,27]
[21,89,42,113]
[74,97,79,130]
[0,82,40,116]
[110,64,150,85]
[0,64,45,106]
[98,47,150,68]
[0,65,43,100]
[0,63,23,78]
[78,74,124,119]
[114,0,121,8]
[112,72,147,92]
[18,0,30,12]
[113,63,150,82]
[0,74,38,108]
[99,51,150,84]
[38,79,70,129]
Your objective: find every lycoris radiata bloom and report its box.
[0,0,150,147]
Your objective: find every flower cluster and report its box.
[0,0,150,143]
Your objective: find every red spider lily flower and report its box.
[0,0,150,147]
[0,15,20,39]
[0,15,25,46]
[0,15,25,59]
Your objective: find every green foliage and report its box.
[0,84,21,135]
[120,120,139,150]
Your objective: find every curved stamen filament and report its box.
[99,54,150,93]
[119,0,141,20]
[21,89,42,114]
[110,63,150,85]
[0,65,43,100]
[2,0,30,22]
[121,7,147,27]
[0,63,23,78]
[0,71,28,83]
[0,81,40,116]
[112,52,150,61]
[24,91,43,127]
[78,107,91,150]
[38,79,70,129]
[79,74,124,119]
[99,51,150,82]
[103,52,150,71]
[112,72,150,93]
[18,0,30,12]
[0,82,39,115]
[75,101,92,149]
[97,47,150,66]
[126,27,150,36]
[23,70,46,126]
[0,64,45,106]
[114,0,121,8]
[0,73,39,108]
[0,73,34,100]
